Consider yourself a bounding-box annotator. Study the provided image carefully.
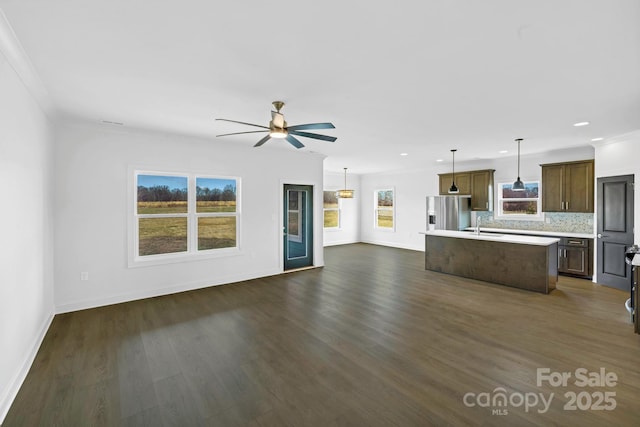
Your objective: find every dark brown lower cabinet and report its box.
[558,237,593,279]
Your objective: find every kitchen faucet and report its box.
[476,217,481,235]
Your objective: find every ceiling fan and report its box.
[215,101,336,149]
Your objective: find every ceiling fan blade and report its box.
[216,130,269,137]
[289,130,337,142]
[215,118,269,129]
[271,111,285,128]
[287,122,335,131]
[254,135,272,147]
[286,135,305,149]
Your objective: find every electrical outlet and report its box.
[80,272,89,281]
[545,217,551,224]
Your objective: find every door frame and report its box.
[280,180,319,271]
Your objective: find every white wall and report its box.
[360,168,438,251]
[359,146,595,251]
[594,131,640,245]
[0,16,55,421]
[54,122,325,312]
[323,170,360,246]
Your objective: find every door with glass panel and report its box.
[284,185,313,270]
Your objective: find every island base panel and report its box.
[425,235,557,294]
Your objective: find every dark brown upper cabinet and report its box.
[439,169,495,211]
[541,160,594,213]
[439,172,471,196]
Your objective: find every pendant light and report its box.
[448,149,459,194]
[512,138,525,191]
[336,167,354,198]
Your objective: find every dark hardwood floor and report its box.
[4,243,640,426]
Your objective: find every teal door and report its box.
[284,185,314,270]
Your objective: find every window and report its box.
[497,181,542,219]
[134,171,239,261]
[375,189,394,229]
[323,190,340,228]
[287,190,303,242]
[196,177,238,250]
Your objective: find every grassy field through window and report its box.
[376,189,394,228]
[324,210,339,227]
[138,201,237,255]
[377,210,393,228]
[139,217,188,256]
[323,190,339,228]
[198,216,237,250]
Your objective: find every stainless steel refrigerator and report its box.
[426,195,471,231]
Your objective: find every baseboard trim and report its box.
[0,311,54,425]
[359,239,424,252]
[55,268,281,314]
[323,239,360,247]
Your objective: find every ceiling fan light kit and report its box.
[216,101,336,149]
[269,129,288,139]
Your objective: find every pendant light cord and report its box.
[451,149,456,184]
[452,151,455,181]
[517,140,520,178]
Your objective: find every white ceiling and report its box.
[1,0,639,174]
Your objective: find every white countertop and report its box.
[462,227,594,239]
[422,230,560,246]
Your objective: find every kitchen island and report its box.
[423,230,559,293]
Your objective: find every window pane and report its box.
[139,217,187,256]
[288,191,299,210]
[323,191,338,209]
[377,209,393,228]
[198,217,237,250]
[324,210,339,228]
[377,190,393,208]
[196,178,237,213]
[137,175,188,214]
[502,201,538,215]
[288,212,300,235]
[501,182,539,199]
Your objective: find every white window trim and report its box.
[495,180,544,221]
[323,189,341,230]
[129,169,241,267]
[374,188,395,231]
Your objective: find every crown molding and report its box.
[590,129,640,149]
[0,8,54,116]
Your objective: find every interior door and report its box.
[284,184,313,270]
[596,175,634,290]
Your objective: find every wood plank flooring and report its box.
[4,243,640,426]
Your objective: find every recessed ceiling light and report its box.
[591,137,603,142]
[499,150,508,154]
[436,159,443,162]
[400,152,408,156]
[573,121,590,127]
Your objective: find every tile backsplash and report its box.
[476,212,594,234]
